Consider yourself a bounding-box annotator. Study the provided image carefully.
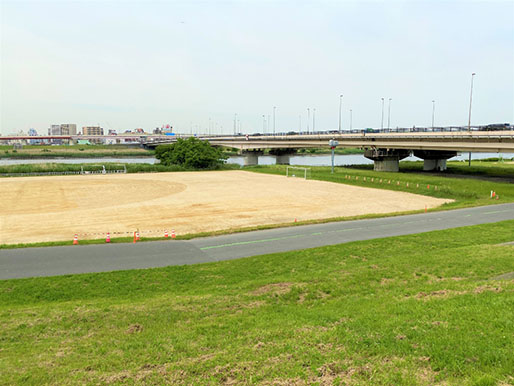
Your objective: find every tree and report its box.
[155,137,228,169]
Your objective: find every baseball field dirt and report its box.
[0,170,451,244]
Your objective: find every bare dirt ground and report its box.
[0,171,451,244]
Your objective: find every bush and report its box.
[155,137,227,169]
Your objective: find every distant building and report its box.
[47,124,76,136]
[49,124,61,135]
[108,129,117,135]
[60,124,77,135]
[82,126,104,136]
[28,128,39,144]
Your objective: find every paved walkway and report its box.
[1,203,513,279]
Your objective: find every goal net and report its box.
[286,166,311,179]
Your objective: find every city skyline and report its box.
[1,0,513,134]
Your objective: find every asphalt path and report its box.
[1,203,513,280]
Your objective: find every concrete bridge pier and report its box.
[413,150,457,171]
[364,149,411,172]
[242,150,264,166]
[269,148,297,165]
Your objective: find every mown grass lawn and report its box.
[1,221,513,385]
[246,163,514,211]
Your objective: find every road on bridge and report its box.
[1,203,513,280]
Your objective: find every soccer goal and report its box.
[286,166,311,179]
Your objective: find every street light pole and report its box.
[313,108,316,132]
[307,108,310,134]
[467,73,476,166]
[338,94,343,133]
[381,98,385,130]
[273,106,276,135]
[387,98,392,130]
[431,100,435,130]
[350,109,352,130]
[262,115,266,133]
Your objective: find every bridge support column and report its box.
[413,150,457,171]
[242,150,264,166]
[269,148,297,165]
[364,149,410,172]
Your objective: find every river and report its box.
[0,152,511,167]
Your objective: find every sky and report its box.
[1,0,513,135]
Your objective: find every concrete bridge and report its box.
[144,130,514,171]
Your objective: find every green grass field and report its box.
[1,222,513,385]
[247,162,514,211]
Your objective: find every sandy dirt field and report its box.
[0,171,451,244]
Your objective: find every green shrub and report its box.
[155,137,227,169]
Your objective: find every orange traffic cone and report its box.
[164,230,169,238]
[73,234,78,245]
[425,205,427,213]
[106,232,111,243]
[171,229,176,239]
[133,232,137,243]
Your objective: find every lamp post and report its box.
[234,113,237,135]
[273,106,276,135]
[350,109,353,130]
[431,100,435,130]
[313,108,316,132]
[262,115,266,133]
[387,98,392,130]
[307,108,310,134]
[381,98,385,130]
[338,94,343,133]
[468,73,476,166]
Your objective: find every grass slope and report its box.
[1,222,513,385]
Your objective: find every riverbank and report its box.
[1,221,513,384]
[0,144,154,158]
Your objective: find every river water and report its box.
[0,152,511,167]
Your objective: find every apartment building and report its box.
[82,126,104,136]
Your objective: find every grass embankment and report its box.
[0,162,240,175]
[0,145,154,158]
[1,222,513,384]
[396,160,514,180]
